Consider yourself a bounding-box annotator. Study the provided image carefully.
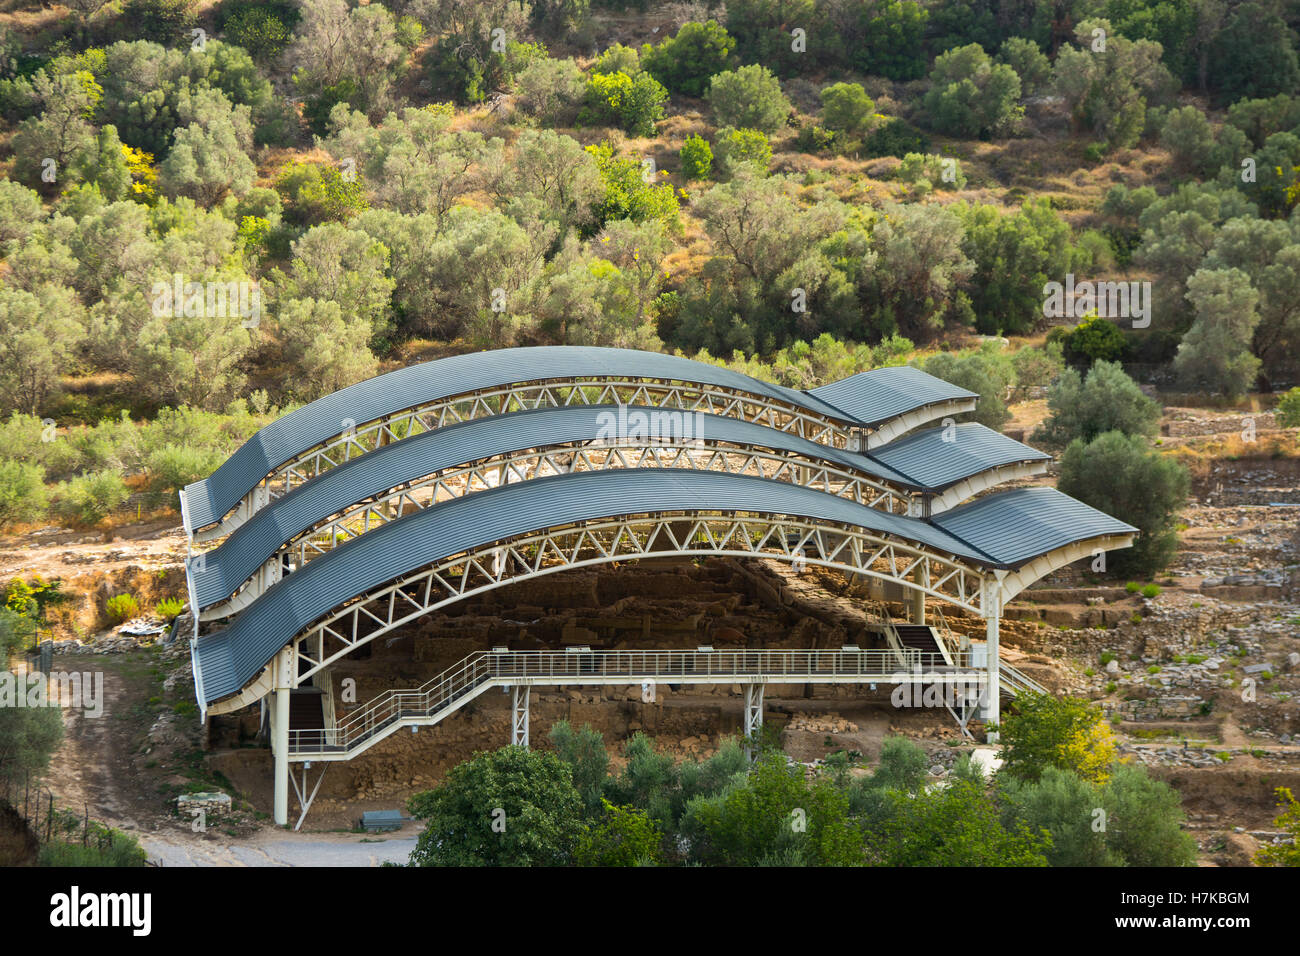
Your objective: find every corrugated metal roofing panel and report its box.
[866,422,1051,491]
[184,347,862,532]
[195,469,997,703]
[931,487,1137,567]
[808,365,978,427]
[189,405,927,609]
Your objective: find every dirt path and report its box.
[42,664,135,827]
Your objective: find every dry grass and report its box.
[1163,431,1300,471]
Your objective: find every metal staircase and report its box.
[891,624,956,667]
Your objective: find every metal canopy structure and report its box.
[866,422,1051,492]
[178,347,1135,827]
[180,347,978,541]
[809,365,980,445]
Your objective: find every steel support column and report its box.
[744,682,765,757]
[909,561,929,624]
[272,646,292,826]
[984,580,1001,739]
[511,685,530,747]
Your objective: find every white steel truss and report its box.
[198,440,919,620]
[270,512,991,693]
[191,378,876,542]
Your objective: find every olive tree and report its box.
[0,283,85,416]
[157,88,256,207]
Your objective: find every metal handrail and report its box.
[999,660,1047,697]
[287,647,982,755]
[932,605,960,666]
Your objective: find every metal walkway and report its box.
[285,647,1046,762]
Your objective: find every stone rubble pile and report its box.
[787,712,858,734]
[1118,742,1300,769]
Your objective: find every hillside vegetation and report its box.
[0,0,1297,538]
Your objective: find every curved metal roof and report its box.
[189,405,927,610]
[932,486,1137,566]
[183,347,859,532]
[195,468,1002,703]
[808,365,978,427]
[182,348,984,533]
[866,422,1051,491]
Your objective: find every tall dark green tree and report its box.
[1058,430,1189,576]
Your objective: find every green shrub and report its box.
[0,607,32,658]
[219,0,298,62]
[428,37,543,105]
[795,123,840,154]
[819,82,874,136]
[275,160,368,226]
[51,470,129,528]
[999,36,1051,96]
[679,134,713,180]
[1125,581,1141,593]
[1033,361,1160,450]
[0,459,49,529]
[408,746,584,866]
[864,117,929,158]
[922,44,1022,138]
[592,44,640,76]
[706,64,790,134]
[641,20,734,98]
[574,799,662,865]
[105,594,140,622]
[38,830,148,867]
[712,127,771,180]
[1275,387,1300,428]
[1083,142,1108,163]
[998,693,1117,785]
[1011,343,1064,388]
[302,78,359,138]
[146,445,227,507]
[586,142,680,228]
[921,344,1016,429]
[896,152,966,192]
[1062,314,1128,367]
[155,597,185,620]
[1140,583,1161,599]
[580,71,668,137]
